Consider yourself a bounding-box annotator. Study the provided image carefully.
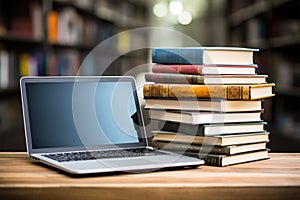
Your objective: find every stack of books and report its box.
[143,47,275,167]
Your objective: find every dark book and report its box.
[157,121,266,136]
[183,149,269,166]
[151,64,258,75]
[152,131,269,146]
[152,47,259,65]
[152,140,268,155]
[8,0,42,39]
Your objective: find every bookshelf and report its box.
[0,0,149,151]
[228,0,300,151]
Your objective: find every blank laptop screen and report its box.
[25,79,141,149]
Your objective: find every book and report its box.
[47,10,58,43]
[183,149,269,166]
[152,140,268,155]
[152,131,269,146]
[144,99,262,112]
[143,83,275,100]
[145,73,267,84]
[157,121,266,136]
[31,0,43,40]
[0,50,9,89]
[58,8,81,45]
[152,47,259,65]
[149,110,262,124]
[151,64,258,75]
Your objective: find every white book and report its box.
[144,99,262,112]
[149,110,262,124]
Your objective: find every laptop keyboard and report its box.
[42,148,168,162]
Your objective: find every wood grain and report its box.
[0,153,299,200]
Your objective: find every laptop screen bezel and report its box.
[20,76,148,154]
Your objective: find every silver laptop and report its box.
[20,76,203,174]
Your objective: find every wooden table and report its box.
[0,153,299,200]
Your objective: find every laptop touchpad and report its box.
[103,158,157,168]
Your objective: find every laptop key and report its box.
[43,148,168,162]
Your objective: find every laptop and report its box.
[20,76,204,174]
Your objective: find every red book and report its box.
[152,64,258,75]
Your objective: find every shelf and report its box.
[245,38,269,49]
[271,0,300,18]
[229,0,296,26]
[52,0,95,17]
[228,0,300,150]
[241,35,300,50]
[52,0,146,28]
[95,7,145,28]
[269,35,300,49]
[229,0,268,26]
[0,0,149,152]
[0,35,43,47]
[48,42,96,51]
[271,0,295,8]
[0,35,99,51]
[0,88,19,98]
[275,86,300,97]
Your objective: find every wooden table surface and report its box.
[0,152,299,200]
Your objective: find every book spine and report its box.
[152,140,201,152]
[47,11,58,43]
[145,73,205,84]
[183,152,223,166]
[19,53,30,76]
[153,140,231,155]
[0,50,9,89]
[143,84,252,100]
[158,121,205,136]
[201,154,223,166]
[199,145,230,155]
[152,48,204,64]
[152,64,203,75]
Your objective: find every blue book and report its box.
[152,47,259,65]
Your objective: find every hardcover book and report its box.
[183,149,269,166]
[145,73,267,84]
[152,140,268,155]
[143,83,275,100]
[149,110,262,124]
[157,121,266,136]
[144,99,263,112]
[151,64,258,75]
[152,131,269,146]
[152,47,259,65]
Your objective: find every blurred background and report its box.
[0,0,299,152]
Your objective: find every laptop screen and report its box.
[21,77,146,152]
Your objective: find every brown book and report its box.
[143,83,275,100]
[152,131,269,146]
[145,73,268,84]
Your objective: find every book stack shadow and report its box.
[143,47,275,167]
